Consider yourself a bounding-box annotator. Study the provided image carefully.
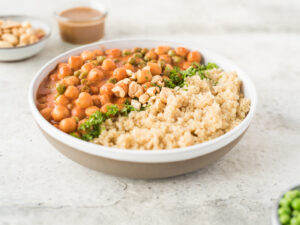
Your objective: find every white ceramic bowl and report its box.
[0,15,51,61]
[28,39,257,178]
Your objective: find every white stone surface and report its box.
[1,0,300,224]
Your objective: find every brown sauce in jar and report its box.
[58,7,106,44]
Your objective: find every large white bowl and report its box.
[0,15,51,61]
[28,39,257,178]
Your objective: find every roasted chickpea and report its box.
[102,59,116,71]
[137,69,152,84]
[85,106,100,117]
[159,54,171,64]
[68,56,83,70]
[92,95,102,107]
[105,48,121,58]
[147,62,162,75]
[40,107,52,121]
[99,94,111,105]
[187,51,202,62]
[58,63,68,69]
[154,46,171,55]
[175,47,189,57]
[100,103,113,113]
[58,65,72,79]
[71,106,85,119]
[59,118,77,133]
[55,95,69,106]
[115,97,130,105]
[145,50,157,60]
[90,86,99,95]
[81,63,95,73]
[112,68,127,81]
[124,63,135,71]
[51,105,70,121]
[77,92,93,108]
[100,83,114,97]
[142,82,152,91]
[182,61,192,70]
[50,73,59,81]
[81,50,96,61]
[65,86,79,99]
[93,49,104,56]
[87,68,104,83]
[64,76,80,86]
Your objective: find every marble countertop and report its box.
[1,0,300,224]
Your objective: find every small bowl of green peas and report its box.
[273,186,300,225]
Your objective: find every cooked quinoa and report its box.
[92,69,250,150]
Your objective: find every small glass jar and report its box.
[55,0,108,44]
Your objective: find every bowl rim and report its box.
[0,15,51,50]
[28,38,257,163]
[272,184,300,225]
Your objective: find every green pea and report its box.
[132,47,141,53]
[290,216,300,225]
[97,56,106,64]
[74,70,81,77]
[56,83,66,94]
[280,197,292,208]
[81,78,88,85]
[133,53,143,58]
[91,60,99,66]
[144,56,151,62]
[293,210,300,217]
[108,78,117,84]
[79,71,88,79]
[278,207,292,215]
[280,214,291,224]
[128,57,136,65]
[172,56,182,63]
[150,59,157,63]
[141,48,148,55]
[80,85,90,93]
[292,198,300,210]
[122,49,131,56]
[286,190,300,199]
[113,59,120,63]
[168,50,176,56]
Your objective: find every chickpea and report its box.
[112,68,127,81]
[147,62,162,75]
[37,103,47,110]
[55,95,69,106]
[64,76,79,86]
[71,106,85,119]
[87,68,104,83]
[182,61,192,70]
[77,92,93,108]
[93,49,104,56]
[137,69,152,84]
[85,106,100,117]
[40,107,52,121]
[81,50,96,61]
[51,105,70,122]
[102,59,116,71]
[50,73,59,81]
[58,63,68,69]
[187,51,202,62]
[159,54,171,64]
[90,86,99,95]
[145,50,157,60]
[100,83,114,97]
[175,47,189,57]
[81,62,95,73]
[142,82,152,91]
[59,118,77,133]
[115,97,130,105]
[92,95,102,107]
[116,82,129,93]
[154,46,171,55]
[100,103,113,113]
[124,63,135,71]
[65,86,79,99]
[105,48,121,58]
[99,94,111,105]
[58,65,72,79]
[68,56,83,70]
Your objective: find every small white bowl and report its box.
[28,39,257,178]
[0,15,51,61]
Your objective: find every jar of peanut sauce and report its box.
[55,1,107,44]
